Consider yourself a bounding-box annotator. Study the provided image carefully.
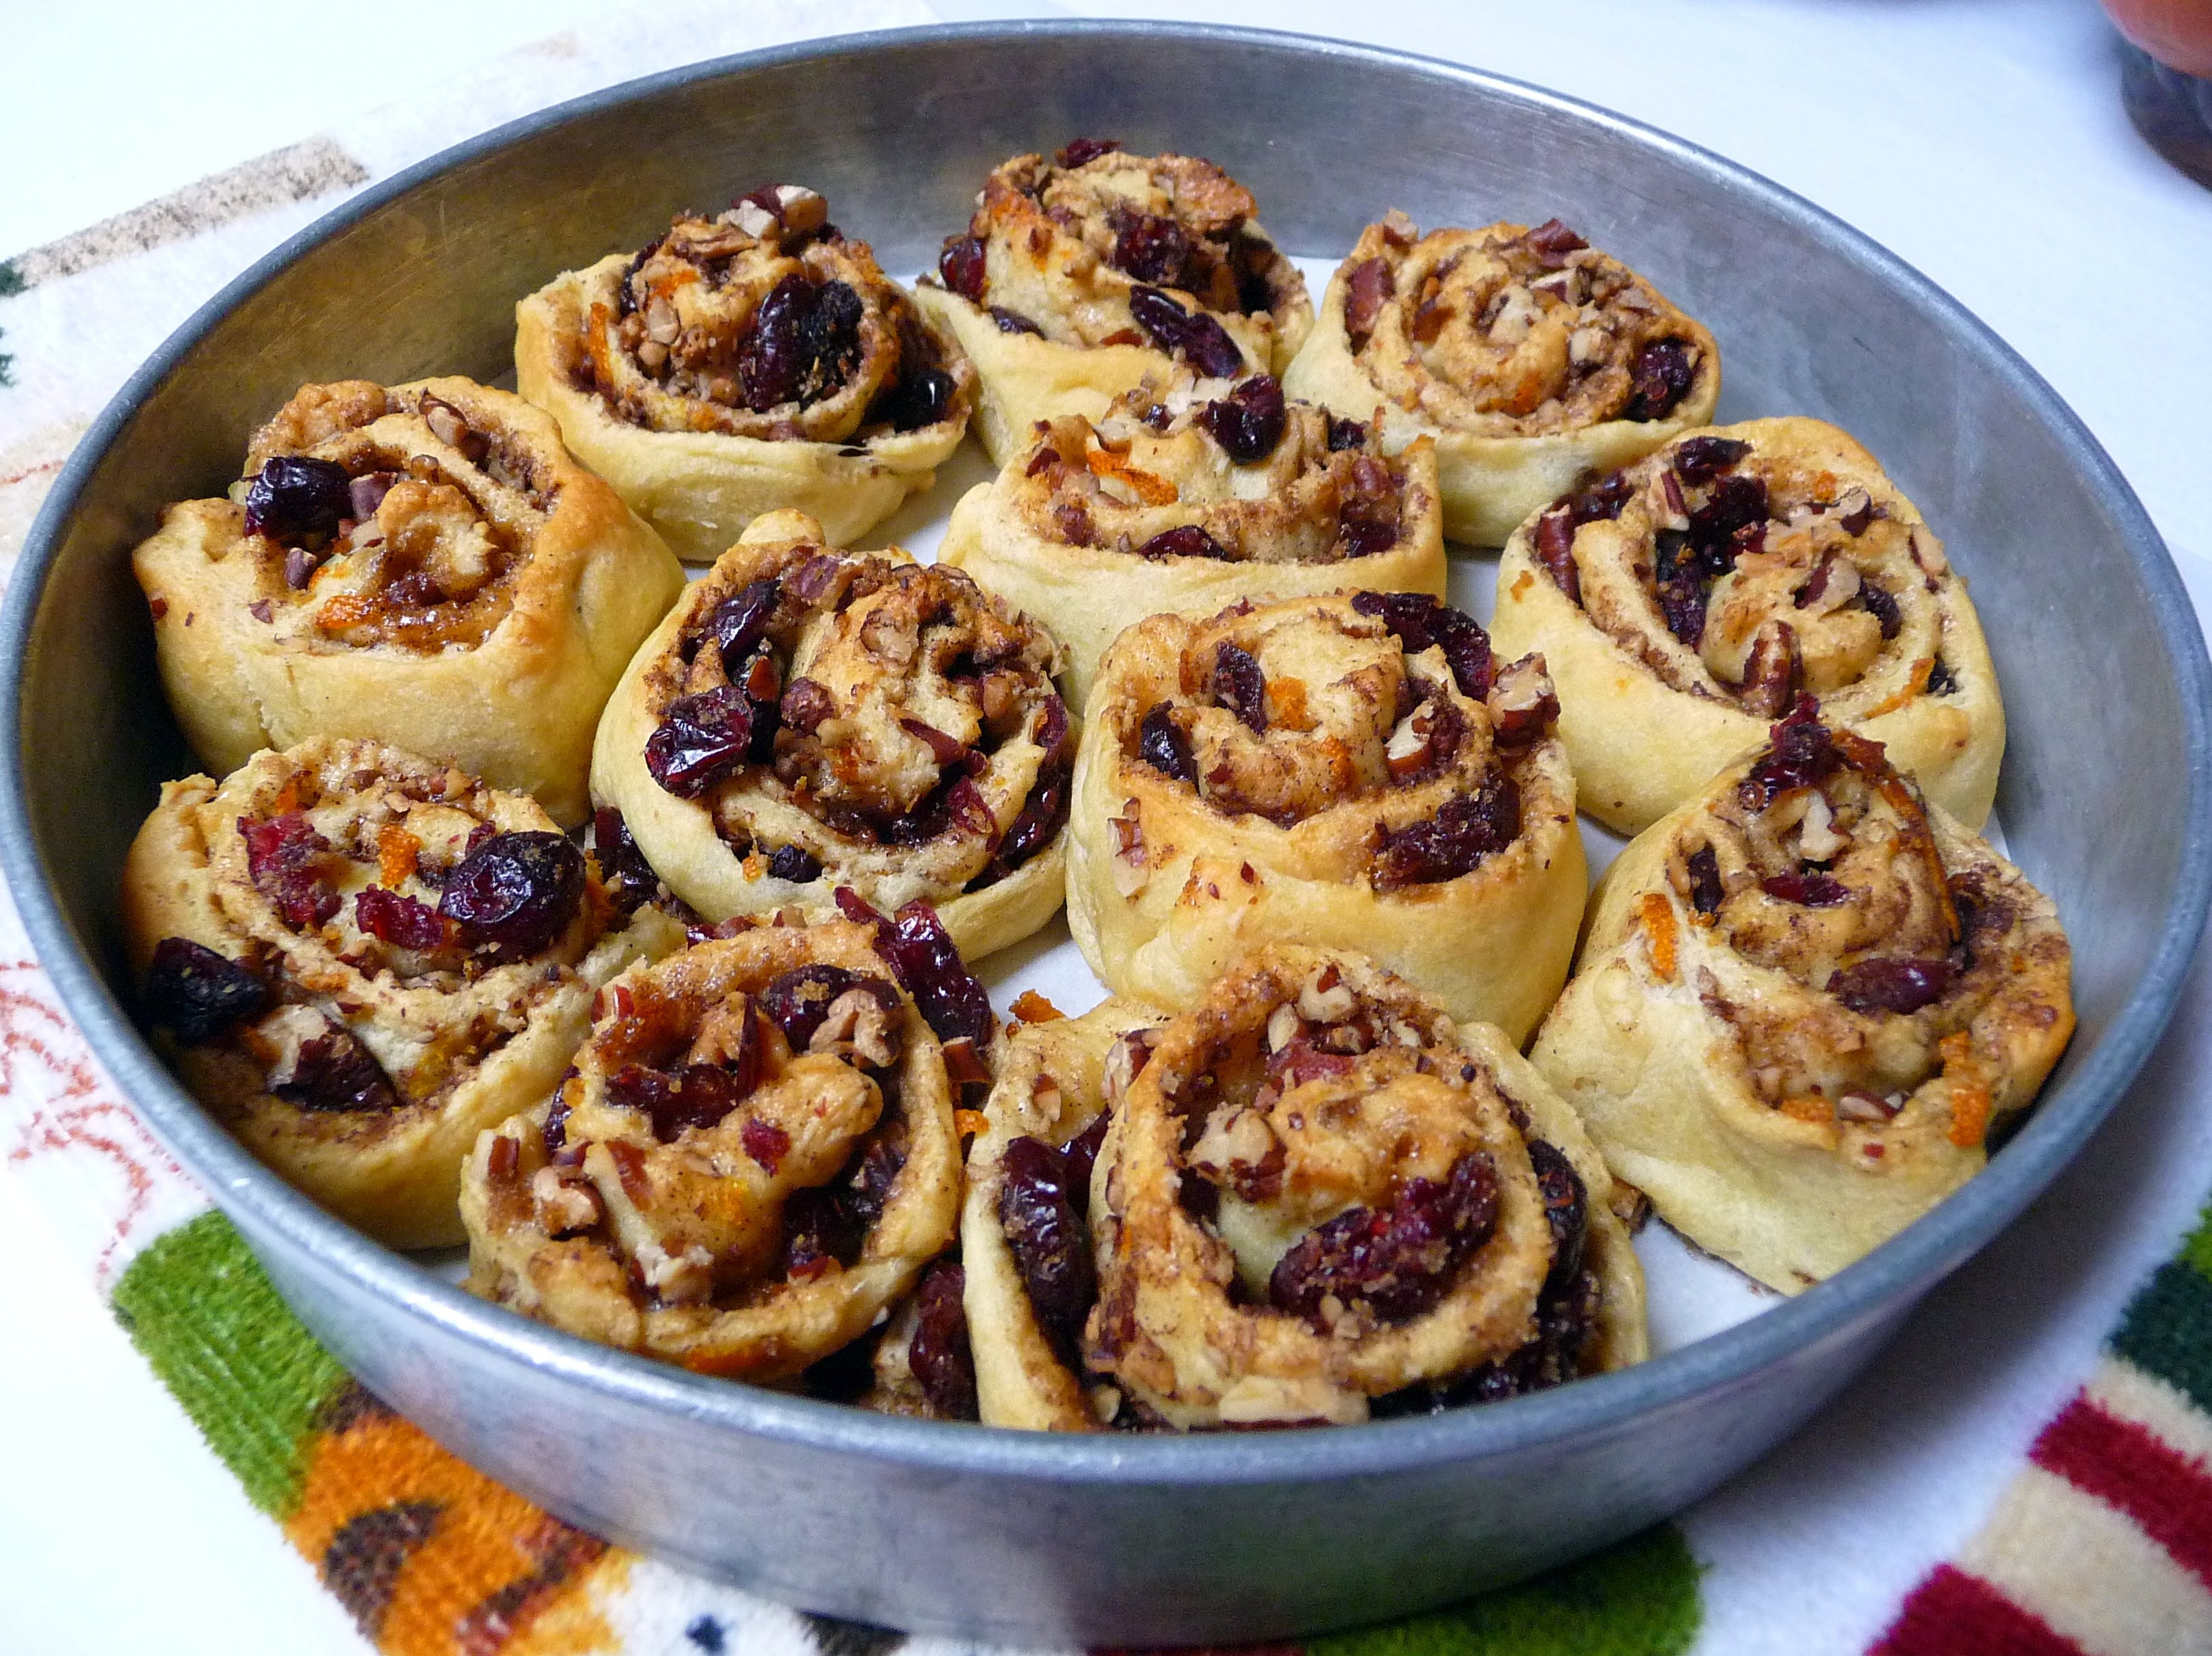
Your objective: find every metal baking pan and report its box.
[5,22,2207,1646]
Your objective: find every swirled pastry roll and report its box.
[592,511,1072,960]
[122,739,681,1248]
[1081,947,1645,1430]
[1066,592,1584,1040]
[912,139,1312,466]
[1530,700,2072,1291]
[133,378,685,826]
[1489,417,2003,836]
[516,185,974,560]
[961,999,1161,1430]
[1283,215,1719,546]
[459,917,970,1380]
[938,371,1446,707]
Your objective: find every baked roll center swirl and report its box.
[1079,949,1644,1429]
[460,922,963,1380]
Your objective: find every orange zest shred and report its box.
[1085,446,1179,505]
[1860,657,1936,720]
[955,1108,990,1140]
[585,301,617,392]
[1940,1030,1993,1148]
[1010,989,1065,1024]
[1265,676,1315,731]
[1637,892,1678,981]
[378,824,421,889]
[1779,1094,1836,1125]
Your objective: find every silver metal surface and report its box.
[4,23,2208,1645]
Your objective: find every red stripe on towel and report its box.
[1869,1564,2088,1656]
[2031,1393,2212,1595]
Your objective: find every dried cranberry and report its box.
[1672,436,1750,486]
[1136,525,1231,561]
[1110,209,1192,287]
[1213,642,1268,733]
[1689,474,1769,561]
[1624,338,1697,420]
[1197,375,1287,464]
[1061,1113,1109,1215]
[354,886,449,951]
[907,1258,979,1419]
[1351,591,1493,700]
[1528,1140,1590,1294]
[1326,414,1370,451]
[241,813,340,930]
[1687,845,1724,916]
[766,844,821,882]
[243,456,352,542]
[1139,704,1196,783]
[938,235,988,302]
[645,687,754,798]
[870,365,957,432]
[272,1026,400,1114]
[1762,871,1850,907]
[1860,582,1902,639]
[634,1062,747,1142]
[999,1135,1094,1355]
[591,806,659,912]
[438,831,585,956]
[759,965,899,1055]
[1741,698,1841,806]
[974,759,1070,889]
[741,1118,791,1172]
[144,938,269,1042]
[1127,285,1245,378]
[737,274,863,411]
[1056,137,1121,168]
[1270,1151,1500,1325]
[710,579,781,676]
[1344,257,1394,350]
[543,1080,575,1156]
[867,900,994,1053]
[1926,656,1959,696]
[1524,219,1588,267]
[1373,775,1520,890]
[990,306,1043,336]
[1657,575,1707,645]
[1827,958,1955,1016]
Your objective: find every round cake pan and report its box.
[4,23,2207,1646]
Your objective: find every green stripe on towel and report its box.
[110,1209,351,1517]
[1308,1525,1701,1656]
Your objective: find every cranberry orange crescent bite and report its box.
[132,378,685,826]
[1283,214,1719,546]
[913,138,1312,466]
[515,184,975,560]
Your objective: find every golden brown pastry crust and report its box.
[590,511,1072,960]
[1066,594,1584,1040]
[913,142,1311,466]
[458,923,962,1381]
[132,378,685,826]
[515,190,973,559]
[1489,417,2003,836]
[937,373,1447,707]
[1530,704,2072,1291]
[121,739,678,1248]
[1083,947,1644,1430]
[1282,215,1720,545]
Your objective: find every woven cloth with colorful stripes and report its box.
[4,4,2212,1651]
